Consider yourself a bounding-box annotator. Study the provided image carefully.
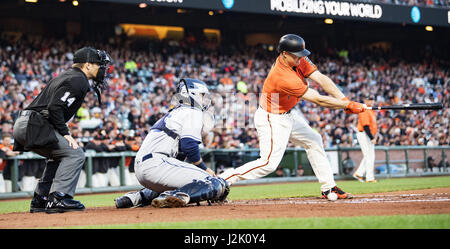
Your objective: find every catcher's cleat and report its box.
[151,192,190,208]
[115,196,133,209]
[30,193,48,213]
[366,179,378,183]
[352,173,365,183]
[322,186,353,199]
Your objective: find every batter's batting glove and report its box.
[346,101,366,114]
[342,97,352,114]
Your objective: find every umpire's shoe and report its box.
[45,192,85,214]
[30,193,48,213]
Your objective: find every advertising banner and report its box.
[95,0,450,27]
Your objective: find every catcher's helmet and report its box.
[277,34,310,57]
[175,78,211,111]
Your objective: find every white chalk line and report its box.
[229,193,450,205]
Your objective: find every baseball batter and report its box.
[353,95,378,183]
[115,78,229,208]
[219,34,366,200]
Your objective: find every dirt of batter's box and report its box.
[0,187,449,228]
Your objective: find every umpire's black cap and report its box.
[277,34,310,57]
[73,47,102,64]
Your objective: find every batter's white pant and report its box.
[219,107,336,192]
[355,132,375,181]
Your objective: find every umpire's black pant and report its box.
[13,114,85,198]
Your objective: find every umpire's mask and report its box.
[73,47,112,106]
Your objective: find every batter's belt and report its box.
[259,105,292,115]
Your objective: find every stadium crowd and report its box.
[0,33,448,190]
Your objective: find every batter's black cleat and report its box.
[321,186,353,200]
[30,193,48,213]
[45,192,85,214]
[115,196,133,209]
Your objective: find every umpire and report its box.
[12,47,112,213]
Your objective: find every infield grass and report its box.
[0,176,449,214]
[61,214,450,229]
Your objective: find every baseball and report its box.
[327,192,338,201]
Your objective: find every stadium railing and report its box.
[0,146,448,199]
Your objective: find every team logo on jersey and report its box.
[222,0,234,9]
[304,57,315,68]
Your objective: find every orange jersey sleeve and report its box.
[296,56,317,78]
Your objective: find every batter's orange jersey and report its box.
[260,55,317,114]
[357,109,378,135]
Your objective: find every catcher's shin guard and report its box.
[115,188,159,208]
[139,188,160,206]
[176,177,229,204]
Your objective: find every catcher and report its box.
[114,78,229,208]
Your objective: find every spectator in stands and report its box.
[0,133,22,191]
[427,156,437,168]
[0,134,20,158]
[275,165,286,177]
[85,132,109,187]
[296,165,305,176]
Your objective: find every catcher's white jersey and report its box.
[136,105,203,160]
[134,105,209,193]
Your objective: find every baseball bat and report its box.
[367,103,443,110]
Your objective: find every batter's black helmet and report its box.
[277,34,310,57]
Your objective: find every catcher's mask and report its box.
[173,78,215,133]
[73,47,112,105]
[175,78,211,111]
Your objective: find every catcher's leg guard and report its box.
[176,176,229,204]
[139,188,160,206]
[115,188,159,208]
